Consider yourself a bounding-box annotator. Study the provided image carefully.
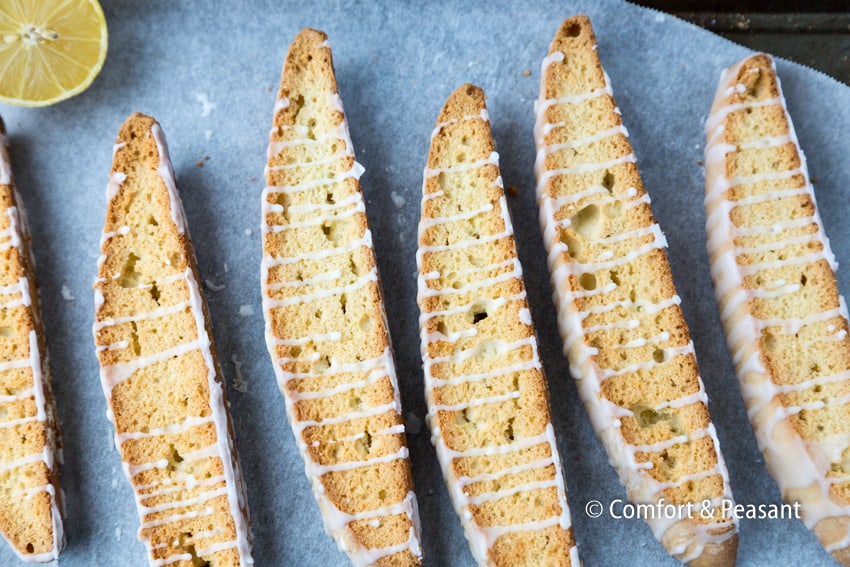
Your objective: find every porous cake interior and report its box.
[535,16,736,564]
[262,28,420,565]
[419,83,576,566]
[94,114,250,567]
[0,130,61,561]
[706,53,850,561]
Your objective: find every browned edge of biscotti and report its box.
[705,52,850,565]
[419,83,577,566]
[537,15,738,566]
[262,28,421,565]
[94,112,252,565]
[0,115,64,562]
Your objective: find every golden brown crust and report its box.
[537,15,738,565]
[706,53,850,565]
[419,84,577,566]
[0,116,63,562]
[261,28,421,565]
[94,113,252,566]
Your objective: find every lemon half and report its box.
[0,0,108,107]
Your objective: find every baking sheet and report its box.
[2,0,849,564]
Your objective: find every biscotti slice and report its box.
[534,16,738,566]
[0,118,63,562]
[705,53,850,564]
[260,29,422,566]
[418,83,577,566]
[93,113,252,566]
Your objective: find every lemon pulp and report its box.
[0,0,108,107]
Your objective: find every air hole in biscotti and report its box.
[565,22,582,37]
[471,304,488,324]
[579,273,596,290]
[605,200,623,218]
[561,233,581,257]
[313,356,330,373]
[349,256,360,276]
[350,396,363,410]
[130,322,141,356]
[635,407,664,427]
[461,136,470,146]
[150,282,161,305]
[359,315,372,332]
[505,417,515,441]
[629,289,637,303]
[326,191,335,204]
[801,274,808,286]
[610,271,620,286]
[168,444,184,470]
[321,224,332,238]
[340,293,347,314]
[355,431,372,457]
[456,152,466,162]
[436,320,447,335]
[653,348,665,363]
[25,543,34,553]
[119,253,142,288]
[602,170,615,192]
[570,204,603,239]
[313,309,323,319]
[0,326,13,338]
[169,253,181,267]
[291,346,302,357]
[763,332,777,351]
[292,94,305,116]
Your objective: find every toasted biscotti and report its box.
[260,29,422,566]
[534,16,738,566]
[0,117,63,562]
[417,84,577,567]
[705,53,850,564]
[93,113,252,566]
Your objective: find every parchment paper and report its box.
[2,1,849,565]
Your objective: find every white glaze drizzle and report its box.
[704,54,850,554]
[94,123,253,565]
[0,129,11,186]
[418,103,575,565]
[0,133,63,562]
[535,40,737,562]
[260,60,421,564]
